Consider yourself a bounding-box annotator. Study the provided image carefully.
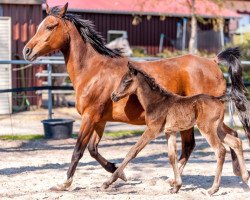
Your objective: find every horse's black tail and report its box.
[217,47,250,144]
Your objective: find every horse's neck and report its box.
[135,74,170,110]
[61,27,104,86]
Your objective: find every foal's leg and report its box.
[218,126,249,184]
[51,114,96,191]
[101,128,159,189]
[88,122,127,181]
[166,132,182,193]
[198,127,226,195]
[221,123,241,176]
[167,127,195,186]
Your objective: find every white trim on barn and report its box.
[0,17,12,114]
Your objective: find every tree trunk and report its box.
[188,0,197,54]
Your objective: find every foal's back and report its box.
[162,94,225,133]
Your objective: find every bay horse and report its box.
[23,3,250,190]
[104,62,250,195]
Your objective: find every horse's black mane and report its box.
[49,6,122,58]
[128,62,173,97]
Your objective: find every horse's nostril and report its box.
[25,48,31,56]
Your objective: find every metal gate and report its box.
[0,17,12,114]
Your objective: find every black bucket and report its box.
[41,118,75,139]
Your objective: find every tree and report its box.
[187,0,197,54]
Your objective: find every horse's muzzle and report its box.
[23,47,37,61]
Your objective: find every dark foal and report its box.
[103,62,250,195]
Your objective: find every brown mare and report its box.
[23,3,250,190]
[104,62,250,195]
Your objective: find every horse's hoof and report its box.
[207,187,219,196]
[50,184,68,191]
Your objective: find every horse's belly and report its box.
[164,111,196,133]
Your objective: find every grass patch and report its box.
[72,130,144,139]
[0,134,44,140]
[104,130,143,138]
[0,130,144,141]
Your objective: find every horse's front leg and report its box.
[88,122,127,181]
[51,114,96,191]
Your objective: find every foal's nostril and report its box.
[111,93,118,102]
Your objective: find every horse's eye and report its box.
[46,26,54,31]
[46,24,58,31]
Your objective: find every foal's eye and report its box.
[124,80,132,85]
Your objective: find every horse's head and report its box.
[23,3,69,61]
[111,62,138,102]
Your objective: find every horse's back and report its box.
[133,54,226,97]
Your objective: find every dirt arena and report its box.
[0,130,250,200]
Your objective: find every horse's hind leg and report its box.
[88,122,127,181]
[168,127,195,186]
[218,125,249,185]
[198,126,226,195]
[179,127,196,174]
[166,132,182,193]
[102,127,160,189]
[221,123,241,176]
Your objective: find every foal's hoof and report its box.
[169,186,180,194]
[50,178,73,191]
[167,178,175,187]
[101,182,110,190]
[207,187,219,196]
[118,171,127,182]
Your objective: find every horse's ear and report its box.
[46,3,51,15]
[58,2,68,17]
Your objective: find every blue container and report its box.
[41,118,75,139]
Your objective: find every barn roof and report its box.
[46,0,240,18]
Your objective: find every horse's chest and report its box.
[75,78,106,114]
[164,106,196,133]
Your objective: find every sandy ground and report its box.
[0,131,250,200]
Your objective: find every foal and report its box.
[102,62,249,195]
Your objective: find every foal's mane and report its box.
[49,6,122,58]
[128,62,173,97]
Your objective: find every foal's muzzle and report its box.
[111,92,120,102]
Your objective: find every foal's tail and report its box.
[217,47,250,144]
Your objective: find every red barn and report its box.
[46,0,239,54]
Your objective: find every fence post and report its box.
[47,64,53,119]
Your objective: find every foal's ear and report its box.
[45,3,51,15]
[58,2,69,17]
[128,66,138,76]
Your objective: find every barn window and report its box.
[0,6,3,16]
[107,30,128,42]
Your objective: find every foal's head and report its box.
[111,63,139,102]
